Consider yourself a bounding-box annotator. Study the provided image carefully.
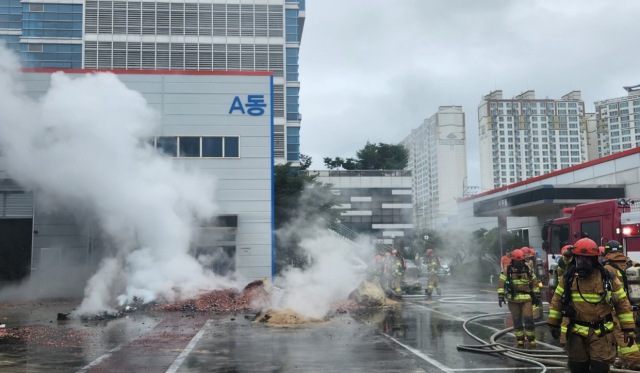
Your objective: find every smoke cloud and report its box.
[0,45,233,314]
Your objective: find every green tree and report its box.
[473,228,527,267]
[324,142,409,170]
[274,155,338,274]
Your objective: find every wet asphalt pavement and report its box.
[0,278,568,373]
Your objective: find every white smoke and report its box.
[274,227,372,319]
[0,45,233,314]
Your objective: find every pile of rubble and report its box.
[0,326,95,347]
[157,279,271,313]
[254,309,324,325]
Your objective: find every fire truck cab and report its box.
[541,198,640,265]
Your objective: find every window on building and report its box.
[224,137,239,157]
[285,9,299,42]
[621,102,629,108]
[22,3,83,38]
[202,137,223,157]
[21,43,82,68]
[287,126,300,161]
[609,104,618,110]
[156,137,178,157]
[286,48,299,81]
[0,35,20,53]
[179,137,200,157]
[286,87,300,121]
[0,0,22,29]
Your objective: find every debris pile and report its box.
[254,309,324,325]
[0,326,95,347]
[349,281,387,307]
[157,279,271,313]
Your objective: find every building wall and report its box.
[478,90,588,191]
[594,87,640,158]
[0,0,305,164]
[20,71,274,282]
[401,106,466,230]
[458,150,640,250]
[586,113,598,161]
[306,171,413,243]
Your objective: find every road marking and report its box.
[412,304,562,351]
[449,368,564,371]
[382,333,452,372]
[165,319,213,373]
[75,345,123,373]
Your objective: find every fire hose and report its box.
[456,312,640,373]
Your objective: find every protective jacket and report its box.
[603,252,640,283]
[548,266,634,340]
[498,264,541,303]
[427,257,439,276]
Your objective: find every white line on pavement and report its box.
[75,345,124,373]
[449,367,564,371]
[382,333,453,372]
[165,319,214,373]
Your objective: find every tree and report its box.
[274,155,338,274]
[473,228,527,267]
[324,142,409,170]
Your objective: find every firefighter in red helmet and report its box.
[498,249,540,346]
[548,238,636,373]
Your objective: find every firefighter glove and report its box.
[624,330,635,347]
[549,325,560,340]
[498,296,504,308]
[530,293,538,305]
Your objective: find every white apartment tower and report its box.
[402,106,467,230]
[594,85,640,158]
[478,90,588,191]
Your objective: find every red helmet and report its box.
[392,249,398,255]
[511,249,525,261]
[561,245,572,255]
[384,252,391,256]
[427,249,434,255]
[599,246,605,255]
[375,255,382,261]
[573,238,599,256]
[520,247,530,255]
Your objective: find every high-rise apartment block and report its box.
[402,106,467,230]
[594,85,640,158]
[0,0,305,164]
[478,90,588,191]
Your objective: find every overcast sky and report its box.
[298,0,640,189]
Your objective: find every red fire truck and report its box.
[541,198,640,267]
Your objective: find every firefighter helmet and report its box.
[599,246,605,255]
[426,249,434,255]
[511,249,525,261]
[573,238,599,256]
[605,240,622,253]
[375,255,382,261]
[392,249,398,255]
[561,245,572,255]
[520,247,531,256]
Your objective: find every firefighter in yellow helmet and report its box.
[425,249,441,300]
[498,249,540,346]
[602,240,640,370]
[391,249,404,298]
[548,238,636,373]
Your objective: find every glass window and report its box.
[179,137,200,157]
[224,137,239,158]
[156,137,177,157]
[202,137,223,157]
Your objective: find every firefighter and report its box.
[498,249,540,346]
[369,255,385,285]
[391,249,404,298]
[548,238,636,373]
[602,240,640,370]
[382,252,394,297]
[521,247,543,321]
[557,245,573,279]
[501,251,512,273]
[425,249,441,299]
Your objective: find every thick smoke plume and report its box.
[0,45,233,313]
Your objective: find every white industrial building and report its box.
[0,69,274,284]
[594,84,640,158]
[478,90,589,191]
[402,106,467,230]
